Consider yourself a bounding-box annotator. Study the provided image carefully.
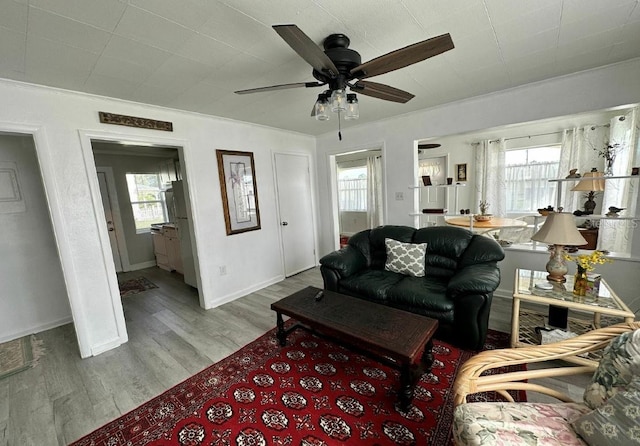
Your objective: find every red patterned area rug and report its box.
[71,327,525,446]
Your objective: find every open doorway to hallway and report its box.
[330,148,385,248]
[90,140,201,305]
[0,131,70,344]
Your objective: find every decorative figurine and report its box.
[566,169,581,178]
[605,206,625,217]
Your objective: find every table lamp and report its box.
[571,171,605,214]
[531,212,587,282]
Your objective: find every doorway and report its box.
[0,132,70,343]
[331,147,385,248]
[90,139,202,306]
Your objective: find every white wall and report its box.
[0,79,315,357]
[316,58,640,312]
[0,134,71,343]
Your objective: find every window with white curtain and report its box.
[337,166,367,211]
[505,145,561,213]
[126,173,168,232]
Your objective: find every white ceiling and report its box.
[2,0,639,136]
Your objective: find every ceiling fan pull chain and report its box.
[338,110,342,141]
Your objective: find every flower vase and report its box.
[604,154,616,176]
[573,266,588,296]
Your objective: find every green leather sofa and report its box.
[319,225,505,350]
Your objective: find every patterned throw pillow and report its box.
[583,329,640,410]
[384,238,427,277]
[572,376,640,445]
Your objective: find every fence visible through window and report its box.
[338,177,367,211]
[505,146,560,213]
[126,173,168,232]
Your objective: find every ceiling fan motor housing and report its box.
[312,34,361,90]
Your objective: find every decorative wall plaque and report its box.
[98,112,173,132]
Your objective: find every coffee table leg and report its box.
[276,312,287,346]
[399,365,416,411]
[399,339,434,411]
[421,338,435,373]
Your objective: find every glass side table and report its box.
[511,268,635,366]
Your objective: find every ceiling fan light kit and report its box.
[314,93,330,121]
[345,93,359,120]
[236,25,454,139]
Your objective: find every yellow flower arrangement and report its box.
[564,250,612,272]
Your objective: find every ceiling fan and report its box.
[235,25,454,135]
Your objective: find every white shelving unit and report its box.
[409,183,466,226]
[549,175,640,252]
[548,175,640,221]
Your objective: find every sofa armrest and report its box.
[447,263,501,299]
[319,246,367,278]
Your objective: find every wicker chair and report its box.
[452,321,640,445]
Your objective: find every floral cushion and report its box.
[452,402,591,446]
[583,329,640,409]
[572,376,640,445]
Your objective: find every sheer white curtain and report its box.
[600,107,640,252]
[366,155,384,228]
[474,139,506,216]
[558,126,603,212]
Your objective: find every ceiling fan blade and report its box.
[235,81,323,95]
[418,143,441,149]
[273,24,339,76]
[351,33,454,79]
[352,80,415,103]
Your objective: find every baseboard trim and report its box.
[205,275,286,310]
[0,315,73,344]
[127,260,157,271]
[90,335,127,357]
[494,289,512,300]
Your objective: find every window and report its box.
[126,173,167,232]
[505,145,561,213]
[337,166,367,211]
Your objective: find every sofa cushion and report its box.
[369,226,416,269]
[572,376,640,446]
[386,276,453,322]
[411,226,472,278]
[384,238,427,277]
[453,401,591,446]
[339,269,404,303]
[583,329,640,409]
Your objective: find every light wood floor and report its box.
[0,266,589,445]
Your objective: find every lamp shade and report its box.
[531,212,587,245]
[571,171,606,192]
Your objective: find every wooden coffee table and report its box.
[271,286,439,410]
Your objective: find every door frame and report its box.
[0,122,86,353]
[327,141,387,251]
[96,166,130,271]
[272,151,319,276]
[78,129,206,350]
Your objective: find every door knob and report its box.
[108,228,114,232]
[281,221,288,226]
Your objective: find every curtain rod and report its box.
[485,123,611,145]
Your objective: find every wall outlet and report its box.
[395,192,404,201]
[219,265,227,276]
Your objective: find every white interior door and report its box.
[97,170,124,272]
[275,153,316,276]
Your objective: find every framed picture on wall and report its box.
[456,163,468,182]
[216,150,261,235]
